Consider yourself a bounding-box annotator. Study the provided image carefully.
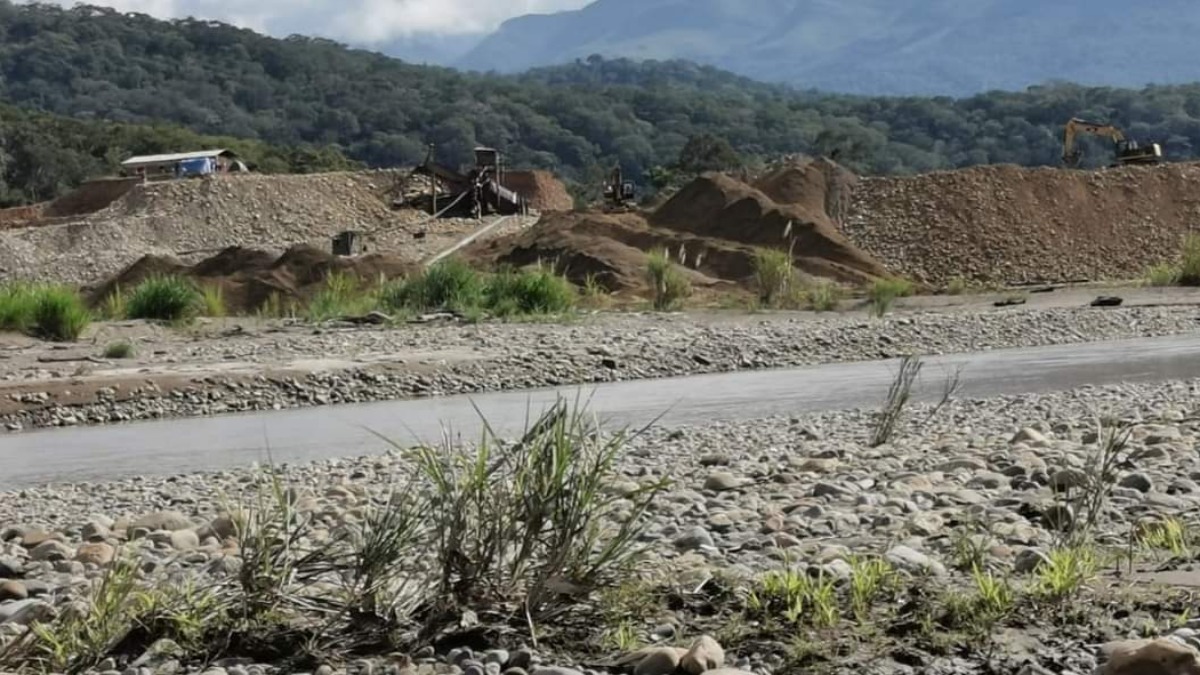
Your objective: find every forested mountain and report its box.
[462,0,1200,96]
[5,2,1200,206]
[0,103,360,206]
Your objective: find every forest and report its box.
[4,2,1200,205]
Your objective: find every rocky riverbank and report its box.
[2,303,1199,432]
[3,378,1200,674]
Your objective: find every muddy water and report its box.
[3,333,1200,489]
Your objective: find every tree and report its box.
[675,133,743,174]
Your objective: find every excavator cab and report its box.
[1115,139,1163,166]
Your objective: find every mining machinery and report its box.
[1062,118,1162,168]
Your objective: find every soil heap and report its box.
[845,162,1200,285]
[469,158,889,294]
[0,171,530,285]
[91,245,416,314]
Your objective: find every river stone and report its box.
[170,530,201,551]
[674,527,715,551]
[0,599,54,625]
[132,511,193,532]
[76,542,116,566]
[885,545,947,577]
[29,539,73,562]
[0,558,22,578]
[632,647,684,675]
[530,668,583,675]
[1050,468,1089,493]
[0,580,27,601]
[1119,473,1154,493]
[1011,428,1049,445]
[681,636,724,674]
[81,521,111,541]
[1014,548,1050,574]
[703,472,742,492]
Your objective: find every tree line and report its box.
[3,2,1200,205]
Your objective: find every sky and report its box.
[36,0,592,43]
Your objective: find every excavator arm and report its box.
[1062,118,1126,167]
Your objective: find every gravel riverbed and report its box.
[4,378,1200,674]
[2,304,1199,433]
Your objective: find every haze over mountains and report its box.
[456,0,1200,95]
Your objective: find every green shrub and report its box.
[484,266,576,317]
[753,248,794,307]
[200,284,227,318]
[646,250,692,311]
[103,340,135,359]
[1145,263,1181,287]
[804,280,843,312]
[868,278,915,318]
[1178,234,1200,286]
[0,282,38,332]
[947,277,970,295]
[31,286,90,341]
[383,259,484,312]
[306,271,375,321]
[126,276,201,322]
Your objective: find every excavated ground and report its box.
[845,161,1200,286]
[468,158,888,293]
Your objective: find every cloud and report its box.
[37,0,592,39]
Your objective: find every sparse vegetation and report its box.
[868,277,915,317]
[947,276,970,295]
[646,250,692,311]
[1138,518,1191,558]
[802,279,843,312]
[305,270,374,321]
[753,247,795,308]
[103,340,135,359]
[382,258,484,313]
[0,282,90,341]
[30,285,90,341]
[1033,546,1100,603]
[1145,262,1181,287]
[870,353,923,447]
[0,282,37,332]
[1179,233,1200,286]
[126,276,201,323]
[200,284,227,318]
[483,265,577,317]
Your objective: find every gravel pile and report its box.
[4,379,1200,674]
[3,305,1198,432]
[0,171,536,285]
[845,162,1200,286]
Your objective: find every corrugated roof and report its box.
[120,149,231,166]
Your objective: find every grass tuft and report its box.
[126,276,201,323]
[103,340,135,359]
[382,259,484,313]
[802,279,843,312]
[1180,233,1200,286]
[1145,263,1181,287]
[646,250,692,311]
[0,282,38,332]
[30,285,90,341]
[868,277,915,318]
[483,265,577,317]
[200,284,227,318]
[753,247,795,308]
[306,270,375,321]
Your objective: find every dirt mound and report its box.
[0,205,45,229]
[650,172,889,283]
[91,244,417,314]
[845,162,1200,285]
[0,170,534,286]
[501,171,574,212]
[469,165,889,294]
[44,178,141,218]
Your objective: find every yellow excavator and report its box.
[1062,118,1163,168]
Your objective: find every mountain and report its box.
[460,0,1200,95]
[8,0,1200,204]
